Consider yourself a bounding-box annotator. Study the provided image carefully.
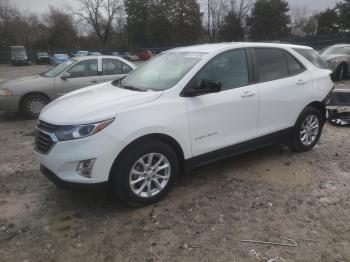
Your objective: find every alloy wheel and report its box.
[299,115,320,146]
[129,153,171,198]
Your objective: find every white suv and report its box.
[35,43,333,206]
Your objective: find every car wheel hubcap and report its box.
[300,115,319,146]
[26,98,47,114]
[129,153,171,198]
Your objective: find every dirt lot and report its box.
[0,65,349,262]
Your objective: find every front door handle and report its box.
[241,91,256,98]
[91,80,98,83]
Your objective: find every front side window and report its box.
[294,48,329,69]
[190,49,249,91]
[255,48,288,82]
[41,59,75,78]
[68,59,98,78]
[119,52,204,91]
[102,59,132,75]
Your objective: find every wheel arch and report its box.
[303,101,326,123]
[109,133,186,182]
[19,92,51,109]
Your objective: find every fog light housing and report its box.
[76,159,96,178]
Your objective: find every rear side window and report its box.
[293,48,329,69]
[285,52,304,75]
[102,58,132,75]
[254,48,288,82]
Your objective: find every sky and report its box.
[10,0,340,14]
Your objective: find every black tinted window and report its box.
[285,52,304,75]
[293,48,329,69]
[68,59,98,78]
[192,49,249,91]
[254,48,288,82]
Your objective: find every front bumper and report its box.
[35,131,126,186]
[0,95,21,111]
[40,165,108,191]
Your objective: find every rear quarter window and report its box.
[293,48,329,70]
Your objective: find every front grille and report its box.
[35,121,57,154]
[37,121,58,133]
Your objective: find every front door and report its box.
[185,49,259,156]
[54,59,100,96]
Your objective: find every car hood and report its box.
[1,75,45,89]
[39,82,163,125]
[321,54,346,61]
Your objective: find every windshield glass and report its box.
[11,47,26,56]
[321,46,350,56]
[42,59,75,78]
[119,52,205,91]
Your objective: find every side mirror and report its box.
[183,79,222,97]
[60,72,70,80]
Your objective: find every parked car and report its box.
[320,44,350,81]
[73,50,89,57]
[138,50,153,60]
[36,52,50,64]
[34,43,333,206]
[50,54,70,65]
[10,46,29,65]
[0,56,136,118]
[87,51,103,56]
[123,52,139,61]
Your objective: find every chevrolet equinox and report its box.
[35,43,334,206]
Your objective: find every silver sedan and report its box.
[0,56,137,118]
[320,44,350,81]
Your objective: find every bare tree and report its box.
[70,0,124,46]
[290,6,309,36]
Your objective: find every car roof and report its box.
[168,42,313,54]
[74,55,126,61]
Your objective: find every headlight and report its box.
[54,118,114,141]
[0,89,12,96]
[329,59,340,64]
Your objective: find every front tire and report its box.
[291,107,324,152]
[20,94,50,119]
[110,140,179,207]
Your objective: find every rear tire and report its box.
[291,107,324,152]
[20,94,50,119]
[110,140,179,207]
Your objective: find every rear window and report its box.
[293,48,329,69]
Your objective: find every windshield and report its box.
[41,59,75,78]
[321,46,350,56]
[119,52,205,91]
[11,47,26,56]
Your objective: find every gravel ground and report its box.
[0,65,349,262]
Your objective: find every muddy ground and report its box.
[0,65,349,262]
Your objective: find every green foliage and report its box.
[246,0,290,41]
[336,0,350,30]
[125,0,203,48]
[218,11,245,41]
[317,8,339,34]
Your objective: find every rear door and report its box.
[100,58,134,83]
[54,59,99,96]
[252,48,313,136]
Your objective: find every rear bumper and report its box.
[40,164,109,191]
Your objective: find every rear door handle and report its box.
[297,79,307,85]
[241,91,256,98]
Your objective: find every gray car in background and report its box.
[320,44,350,81]
[0,56,137,118]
